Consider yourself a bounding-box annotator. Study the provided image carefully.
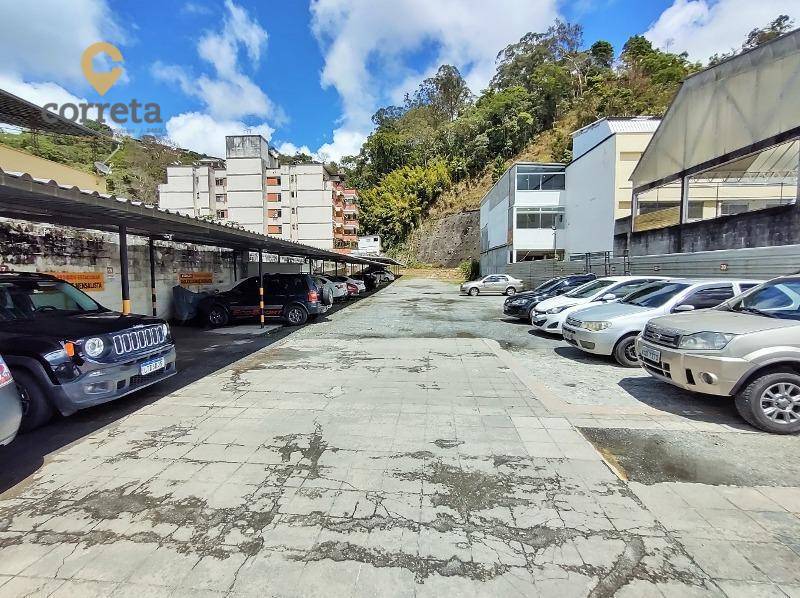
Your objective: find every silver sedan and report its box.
[460,274,525,296]
[0,355,22,446]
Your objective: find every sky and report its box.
[0,0,797,160]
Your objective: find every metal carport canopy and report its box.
[0,167,382,266]
[0,88,112,139]
[630,29,800,194]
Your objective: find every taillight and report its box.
[308,290,319,302]
[0,357,13,388]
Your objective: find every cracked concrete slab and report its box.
[0,277,798,597]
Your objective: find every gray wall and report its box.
[0,219,237,319]
[480,245,509,275]
[505,243,800,290]
[615,204,800,256]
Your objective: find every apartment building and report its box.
[158,158,227,220]
[158,135,359,250]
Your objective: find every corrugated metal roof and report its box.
[0,88,110,139]
[0,167,382,265]
[605,118,662,134]
[631,29,800,192]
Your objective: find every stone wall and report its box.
[411,210,480,267]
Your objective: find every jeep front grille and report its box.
[112,326,166,355]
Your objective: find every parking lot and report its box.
[1,275,799,597]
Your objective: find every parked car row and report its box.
[494,272,800,434]
[0,268,397,441]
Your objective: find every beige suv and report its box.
[636,275,800,434]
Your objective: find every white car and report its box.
[532,276,666,335]
[561,279,761,367]
[329,275,366,294]
[461,274,525,296]
[314,276,348,300]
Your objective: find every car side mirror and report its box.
[600,293,616,301]
[673,304,695,312]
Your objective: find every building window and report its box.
[215,177,225,186]
[517,173,565,191]
[215,194,225,203]
[516,207,565,229]
[291,207,296,214]
[267,225,282,234]
[266,176,281,186]
[267,192,281,202]
[216,209,228,219]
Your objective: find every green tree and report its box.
[411,65,473,122]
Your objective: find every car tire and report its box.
[284,304,308,326]
[505,286,517,296]
[14,369,54,432]
[528,306,537,324]
[207,304,229,328]
[735,371,800,434]
[468,288,479,296]
[613,335,640,368]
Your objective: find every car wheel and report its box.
[735,371,800,434]
[613,335,640,368]
[505,286,517,296]
[14,369,54,432]
[284,305,308,326]
[207,304,229,327]
[468,287,479,296]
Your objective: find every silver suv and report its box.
[637,275,800,434]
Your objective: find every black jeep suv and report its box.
[0,272,176,430]
[198,273,332,327]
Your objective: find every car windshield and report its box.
[533,278,562,293]
[619,282,691,308]
[727,279,800,320]
[566,279,615,299]
[0,280,102,322]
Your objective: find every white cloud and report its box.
[276,142,314,157]
[164,112,274,158]
[0,0,125,85]
[645,0,800,61]
[309,0,561,160]
[153,0,279,122]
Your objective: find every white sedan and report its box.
[532,276,666,335]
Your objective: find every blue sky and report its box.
[0,0,797,159]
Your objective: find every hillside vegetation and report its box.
[342,16,793,260]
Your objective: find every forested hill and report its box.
[341,16,793,265]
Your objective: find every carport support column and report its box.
[119,224,131,315]
[258,249,264,329]
[148,238,157,317]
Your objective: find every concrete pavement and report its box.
[0,276,798,597]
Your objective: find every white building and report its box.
[157,159,226,220]
[159,136,359,251]
[561,117,661,255]
[479,163,566,274]
[356,235,382,256]
[479,117,662,274]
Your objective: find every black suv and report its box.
[198,273,332,327]
[503,273,597,322]
[0,272,176,430]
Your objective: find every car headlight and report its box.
[84,337,105,358]
[583,321,611,331]
[547,304,574,314]
[678,331,736,350]
[161,323,170,340]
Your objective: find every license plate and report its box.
[639,345,661,363]
[140,357,165,375]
